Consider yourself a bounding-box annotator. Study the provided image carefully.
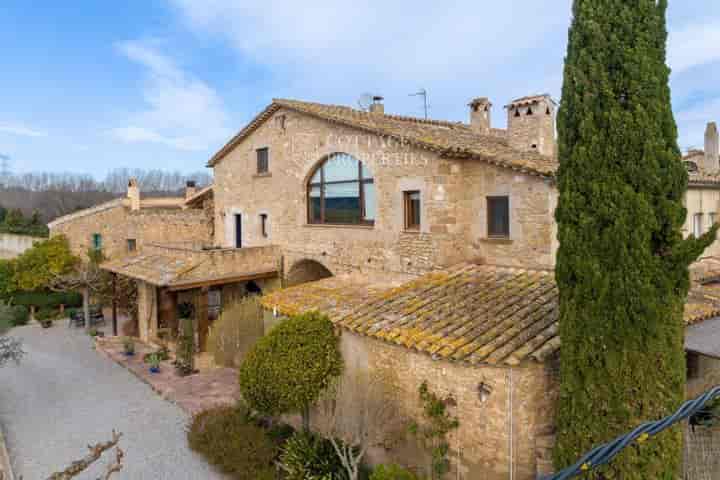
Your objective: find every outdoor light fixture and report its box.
[478,381,493,403]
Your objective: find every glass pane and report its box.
[309,186,322,222]
[361,162,374,181]
[310,168,321,184]
[324,182,361,223]
[488,197,509,237]
[364,182,376,221]
[324,153,359,182]
[411,196,420,227]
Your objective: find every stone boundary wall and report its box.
[0,421,14,480]
[0,233,43,260]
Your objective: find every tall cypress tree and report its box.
[554,0,717,477]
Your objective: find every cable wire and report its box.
[544,385,720,480]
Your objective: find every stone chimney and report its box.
[505,94,557,157]
[369,95,385,114]
[127,178,140,211]
[469,97,492,134]
[185,180,197,200]
[704,122,719,172]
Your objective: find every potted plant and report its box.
[122,337,135,356]
[36,309,55,328]
[148,353,161,373]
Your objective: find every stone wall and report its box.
[462,164,558,269]
[212,107,557,280]
[49,203,212,260]
[0,232,43,259]
[276,330,560,480]
[685,187,720,257]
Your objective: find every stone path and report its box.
[0,322,228,479]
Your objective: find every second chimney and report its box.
[369,95,384,115]
[127,178,140,211]
[185,180,197,200]
[469,97,492,134]
[704,122,719,172]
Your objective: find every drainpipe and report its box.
[508,368,514,480]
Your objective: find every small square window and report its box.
[260,213,268,238]
[92,233,102,251]
[404,191,421,231]
[256,147,269,174]
[693,213,704,237]
[487,196,510,238]
[127,239,137,252]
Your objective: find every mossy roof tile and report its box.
[261,263,720,366]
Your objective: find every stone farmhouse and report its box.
[50,96,720,478]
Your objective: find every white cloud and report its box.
[0,123,48,138]
[669,21,720,74]
[110,40,231,151]
[169,0,573,121]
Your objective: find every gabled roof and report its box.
[261,262,720,367]
[207,99,558,177]
[184,185,213,207]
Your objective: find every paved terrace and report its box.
[0,322,228,480]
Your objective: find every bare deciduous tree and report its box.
[48,251,107,332]
[317,372,402,480]
[45,431,124,480]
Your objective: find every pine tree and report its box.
[554,1,717,477]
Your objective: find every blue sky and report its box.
[1,1,719,178]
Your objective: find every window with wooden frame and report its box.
[307,153,375,225]
[404,191,421,231]
[260,213,268,238]
[487,196,510,238]
[693,213,704,237]
[92,233,102,251]
[256,147,269,174]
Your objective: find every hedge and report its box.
[4,291,82,309]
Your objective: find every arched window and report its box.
[308,153,375,225]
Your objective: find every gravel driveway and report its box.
[0,322,227,479]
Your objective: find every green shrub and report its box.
[279,431,345,480]
[187,406,276,479]
[6,291,82,309]
[239,311,342,429]
[370,464,420,480]
[10,305,29,326]
[35,308,60,321]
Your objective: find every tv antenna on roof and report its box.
[357,93,375,111]
[409,88,429,119]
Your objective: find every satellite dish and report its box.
[357,93,374,111]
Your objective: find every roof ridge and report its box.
[274,97,469,129]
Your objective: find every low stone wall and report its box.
[0,232,43,259]
[0,420,14,480]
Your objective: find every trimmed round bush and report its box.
[239,311,343,420]
[187,406,276,479]
[370,464,420,480]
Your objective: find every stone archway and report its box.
[286,259,333,287]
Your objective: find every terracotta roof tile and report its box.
[261,263,720,366]
[208,99,558,176]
